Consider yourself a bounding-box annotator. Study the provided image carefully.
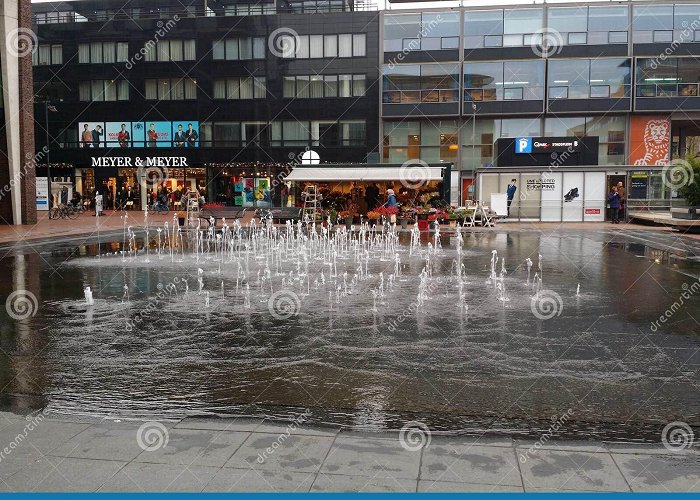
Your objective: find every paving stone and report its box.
[418,480,523,492]
[225,433,334,473]
[134,428,249,467]
[255,422,339,437]
[175,418,261,432]
[321,436,421,479]
[1,456,124,492]
[0,420,90,456]
[612,453,700,492]
[48,425,148,462]
[99,462,219,492]
[519,450,629,491]
[515,440,607,454]
[203,467,315,492]
[606,443,700,456]
[420,439,522,486]
[312,473,417,492]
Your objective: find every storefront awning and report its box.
[284,166,444,182]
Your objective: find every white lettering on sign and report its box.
[526,179,556,191]
[91,157,188,167]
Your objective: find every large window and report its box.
[548,58,630,99]
[384,12,460,52]
[545,116,625,164]
[464,8,543,49]
[548,6,629,45]
[78,80,129,101]
[144,40,196,62]
[461,118,542,169]
[464,60,544,101]
[33,45,63,65]
[271,120,366,146]
[383,120,458,163]
[281,33,366,59]
[636,57,700,97]
[145,78,197,100]
[78,42,129,64]
[212,38,265,60]
[213,78,266,99]
[633,4,700,43]
[383,63,459,104]
[283,74,365,98]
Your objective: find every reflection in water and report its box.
[0,226,698,442]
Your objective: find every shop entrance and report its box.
[97,176,117,210]
[606,174,626,221]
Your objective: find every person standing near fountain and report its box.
[383,189,398,208]
[608,185,621,224]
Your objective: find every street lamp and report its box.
[41,101,58,207]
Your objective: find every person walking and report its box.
[616,181,626,222]
[506,179,517,217]
[383,189,398,209]
[608,186,621,224]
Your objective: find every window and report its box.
[464,60,544,101]
[384,63,459,104]
[283,33,365,58]
[273,120,365,146]
[283,74,365,98]
[464,10,503,49]
[547,58,630,99]
[384,11,459,52]
[546,116,626,164]
[636,57,700,97]
[548,7,588,34]
[145,78,197,100]
[79,80,129,101]
[213,77,266,99]
[633,4,674,42]
[144,40,196,61]
[384,120,456,163]
[213,37,265,60]
[33,44,63,65]
[78,41,129,63]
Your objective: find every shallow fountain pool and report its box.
[0,223,698,442]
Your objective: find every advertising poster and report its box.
[242,178,255,207]
[36,177,49,211]
[562,172,584,222]
[171,121,199,148]
[234,181,244,192]
[131,122,145,147]
[145,121,172,148]
[78,122,105,148]
[583,172,606,222]
[105,122,132,148]
[629,116,670,166]
[255,178,271,208]
[234,195,243,206]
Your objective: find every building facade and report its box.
[1,0,37,225]
[32,0,379,209]
[380,2,700,218]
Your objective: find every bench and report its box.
[258,207,302,223]
[199,207,248,227]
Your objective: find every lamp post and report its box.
[42,101,58,207]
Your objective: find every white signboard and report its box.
[490,193,508,216]
[562,172,584,222]
[584,172,606,222]
[36,177,49,211]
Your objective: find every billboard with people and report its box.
[78,121,199,148]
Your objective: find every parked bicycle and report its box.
[49,203,78,220]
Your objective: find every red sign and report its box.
[585,208,601,215]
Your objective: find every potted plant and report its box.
[377,205,399,224]
[366,210,380,223]
[338,209,357,230]
[677,155,700,221]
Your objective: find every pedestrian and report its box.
[365,183,379,210]
[383,189,398,209]
[617,181,626,222]
[506,179,517,217]
[608,186,620,224]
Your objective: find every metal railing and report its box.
[636,83,700,98]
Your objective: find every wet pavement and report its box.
[0,412,697,492]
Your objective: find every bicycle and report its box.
[152,201,170,214]
[49,203,78,220]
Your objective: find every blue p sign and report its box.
[515,137,532,154]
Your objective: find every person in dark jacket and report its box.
[608,186,621,224]
[506,179,517,216]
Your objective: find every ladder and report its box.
[185,191,200,227]
[302,185,319,222]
